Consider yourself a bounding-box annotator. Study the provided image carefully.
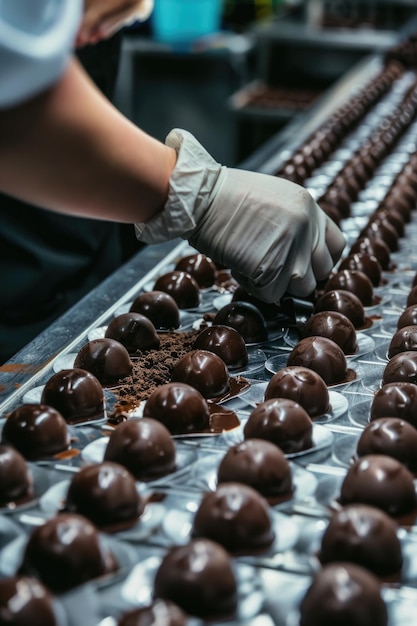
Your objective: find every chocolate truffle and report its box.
[129,291,180,330]
[153,538,238,620]
[338,252,382,287]
[301,311,358,355]
[319,504,402,578]
[2,403,70,460]
[118,600,187,626]
[299,563,388,626]
[19,513,118,593]
[217,439,293,501]
[0,445,33,508]
[74,338,133,386]
[382,350,417,386]
[153,271,200,309]
[370,381,417,427]
[265,365,330,418]
[339,454,417,517]
[213,301,268,344]
[171,349,230,399]
[174,253,216,288]
[192,482,275,554]
[349,236,391,271]
[64,461,145,531]
[243,398,313,454]
[323,269,374,307]
[231,286,281,321]
[41,368,105,424]
[314,289,367,329]
[397,305,417,329]
[357,417,417,473]
[193,325,248,370]
[143,382,210,435]
[406,285,417,308]
[388,325,417,358]
[361,220,399,252]
[104,417,176,480]
[287,336,348,385]
[105,313,160,353]
[0,577,57,626]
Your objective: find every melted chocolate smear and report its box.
[208,404,240,433]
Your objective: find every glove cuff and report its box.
[135,128,223,244]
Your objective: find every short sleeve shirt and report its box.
[0,0,82,108]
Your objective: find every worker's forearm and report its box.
[0,57,176,223]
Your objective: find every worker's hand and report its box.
[135,129,345,304]
[76,0,154,47]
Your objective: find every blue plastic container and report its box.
[152,0,223,43]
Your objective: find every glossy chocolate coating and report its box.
[265,365,330,417]
[370,382,417,427]
[192,482,274,554]
[118,600,187,626]
[153,271,200,309]
[213,301,268,344]
[19,513,118,593]
[357,417,417,473]
[231,286,281,321]
[243,398,313,454]
[74,338,133,386]
[104,417,176,480]
[174,253,216,288]
[319,504,402,577]
[406,285,417,308]
[129,291,180,330]
[0,577,57,626]
[2,404,70,460]
[349,236,391,271]
[41,368,105,424]
[397,305,417,329]
[217,439,293,499]
[287,336,347,385]
[388,325,417,358]
[339,454,417,517]
[382,351,417,386]
[301,311,358,354]
[105,313,160,353]
[65,462,144,530]
[143,382,210,435]
[361,219,399,252]
[193,325,248,370]
[314,289,366,329]
[323,269,374,307]
[0,445,33,507]
[153,538,238,620]
[171,350,230,399]
[339,252,382,287]
[299,563,388,626]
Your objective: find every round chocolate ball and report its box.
[407,285,417,308]
[349,236,391,271]
[0,576,57,626]
[338,252,382,287]
[243,398,313,454]
[0,445,33,508]
[74,338,133,386]
[2,404,70,460]
[264,365,330,417]
[153,538,238,620]
[117,600,187,626]
[153,271,200,309]
[301,311,358,355]
[357,417,417,473]
[314,289,366,329]
[231,286,281,321]
[397,305,417,329]
[213,301,268,344]
[129,291,180,330]
[41,368,105,424]
[143,382,210,435]
[171,350,230,399]
[105,313,160,353]
[388,325,417,358]
[104,417,176,480]
[174,253,216,288]
[361,219,399,252]
[370,381,417,427]
[193,325,248,370]
[382,351,417,386]
[287,336,348,386]
[323,269,374,307]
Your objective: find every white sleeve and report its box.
[0,0,83,109]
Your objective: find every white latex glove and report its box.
[135,129,345,304]
[77,0,154,46]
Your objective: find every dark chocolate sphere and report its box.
[74,338,133,386]
[357,417,417,473]
[65,461,145,530]
[153,538,238,620]
[349,236,391,271]
[299,563,388,626]
[143,382,210,435]
[264,365,330,417]
[323,270,374,307]
[231,286,281,321]
[129,291,180,330]
[243,398,313,454]
[338,252,382,287]
[370,381,417,427]
[388,325,417,358]
[153,271,200,309]
[407,285,417,308]
[397,305,417,329]
[361,220,399,252]
[0,445,33,508]
[117,600,187,626]
[41,368,105,424]
[193,325,248,370]
[217,439,293,500]
[174,253,216,288]
[105,312,160,353]
[104,417,176,480]
[171,349,230,399]
[192,482,274,554]
[301,311,358,355]
[2,404,70,460]
[213,301,268,344]
[314,289,366,329]
[0,577,57,626]
[287,336,347,385]
[382,351,417,386]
